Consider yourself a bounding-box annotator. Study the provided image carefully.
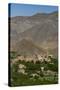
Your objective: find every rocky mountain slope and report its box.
[10,12,58,57]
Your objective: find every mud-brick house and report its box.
[11,58,18,64]
[24,56,32,62]
[44,54,53,63]
[17,55,25,61]
[37,55,44,62]
[25,55,37,64]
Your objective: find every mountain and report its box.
[16,39,46,56]
[10,12,58,57]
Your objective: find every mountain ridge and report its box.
[10,11,58,57]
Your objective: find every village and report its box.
[11,53,54,64]
[10,53,58,86]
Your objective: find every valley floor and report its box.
[9,53,58,86]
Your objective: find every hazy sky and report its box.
[9,3,58,17]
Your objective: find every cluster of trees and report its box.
[10,51,17,59]
[10,56,58,86]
